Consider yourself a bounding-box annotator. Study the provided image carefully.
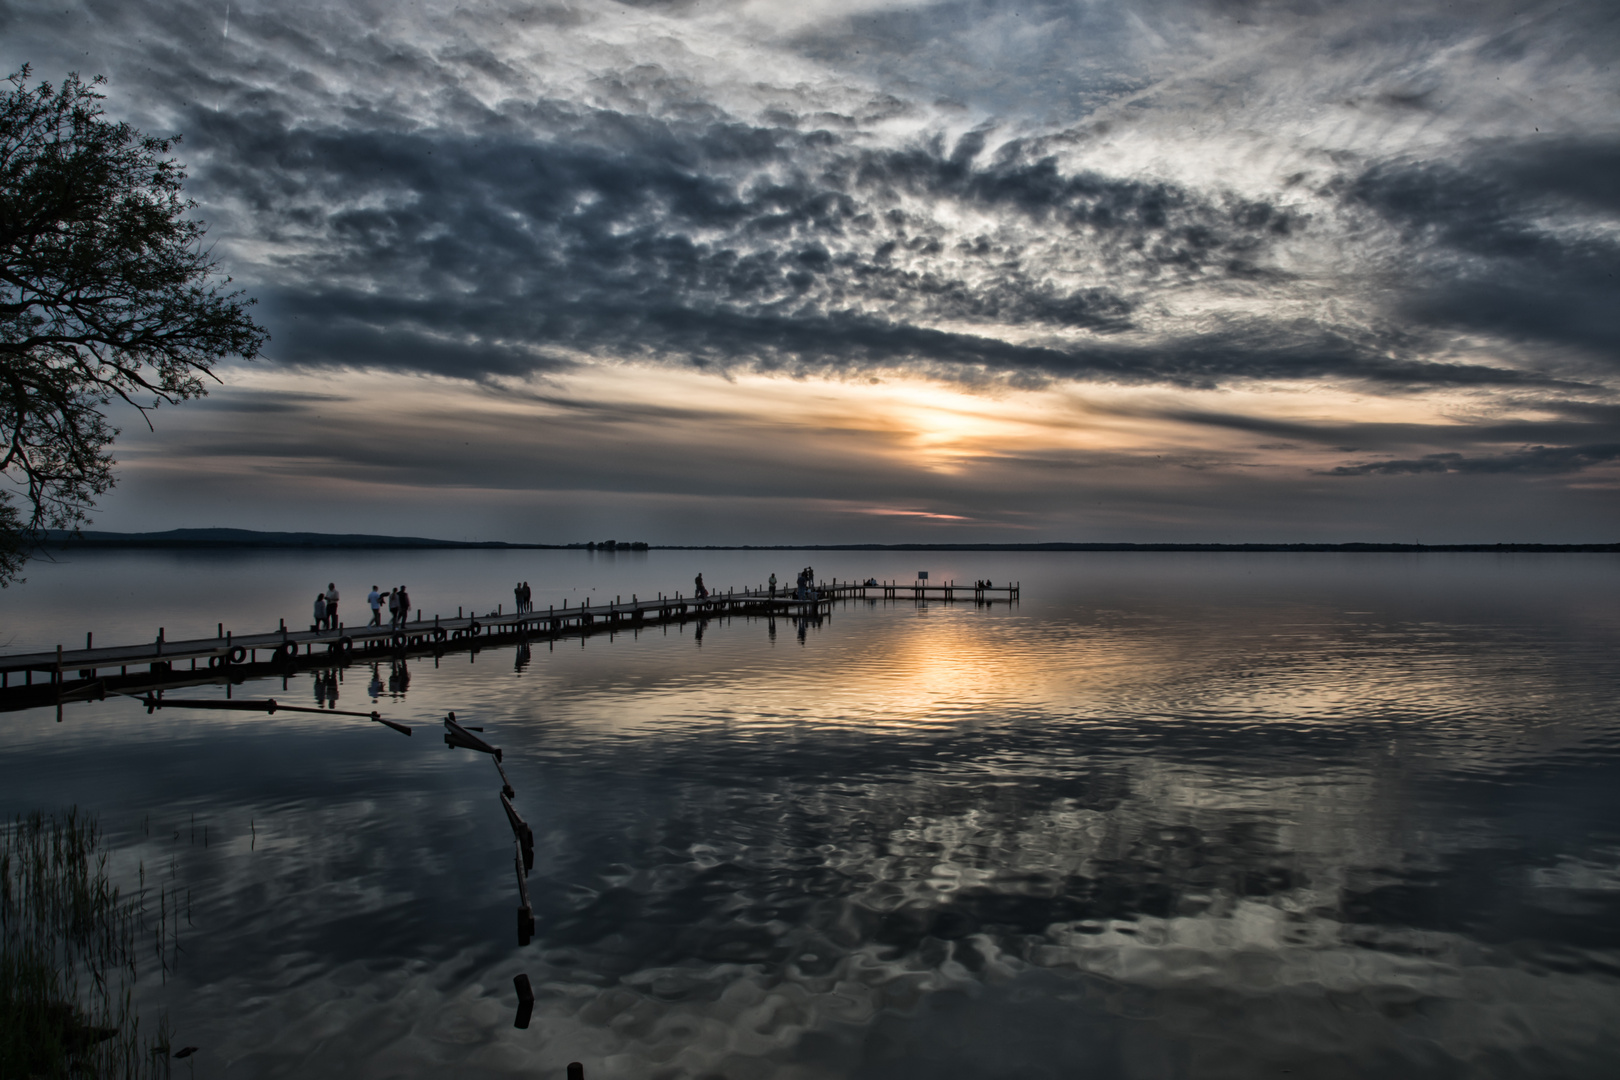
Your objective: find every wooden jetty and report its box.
[0,578,1018,713]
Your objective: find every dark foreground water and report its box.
[3,551,1619,1079]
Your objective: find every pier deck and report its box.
[0,579,1018,709]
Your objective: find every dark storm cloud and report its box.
[1153,399,1620,452]
[191,103,1589,393]
[1346,137,1620,363]
[1326,443,1620,477]
[204,109,1290,376]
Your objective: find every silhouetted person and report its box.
[326,582,340,628]
[522,582,532,612]
[514,581,523,614]
[694,573,708,599]
[769,572,777,598]
[397,586,411,628]
[368,585,383,626]
[313,592,328,632]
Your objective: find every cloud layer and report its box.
[2,0,1617,538]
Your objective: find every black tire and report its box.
[229,645,247,664]
[468,620,481,636]
[274,641,297,663]
[433,628,448,642]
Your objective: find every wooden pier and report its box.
[0,578,1018,713]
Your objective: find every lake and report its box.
[2,549,1619,1078]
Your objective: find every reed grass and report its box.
[1,810,178,1079]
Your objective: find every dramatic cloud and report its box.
[2,0,1617,539]
[1327,444,1620,477]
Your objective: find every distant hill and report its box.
[43,528,558,550]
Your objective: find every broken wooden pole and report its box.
[444,712,502,760]
[515,842,535,946]
[501,791,535,871]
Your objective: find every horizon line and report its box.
[39,529,1620,553]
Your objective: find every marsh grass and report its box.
[1,810,178,1079]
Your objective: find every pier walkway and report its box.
[0,578,1018,711]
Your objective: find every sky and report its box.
[4,0,1618,544]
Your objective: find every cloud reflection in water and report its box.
[2,552,1618,1077]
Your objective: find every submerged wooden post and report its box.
[514,973,535,1029]
[567,1064,584,1080]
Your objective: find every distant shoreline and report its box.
[40,530,1620,553]
[42,529,559,550]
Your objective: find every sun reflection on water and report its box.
[3,554,1618,1077]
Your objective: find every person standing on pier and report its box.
[769,573,777,598]
[694,573,708,600]
[313,592,328,632]
[326,583,340,628]
[397,585,412,628]
[368,586,383,626]
[514,581,523,614]
[523,582,532,612]
[387,587,399,627]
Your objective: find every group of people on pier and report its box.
[357,585,412,629]
[311,567,839,636]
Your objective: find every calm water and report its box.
[3,550,1619,1079]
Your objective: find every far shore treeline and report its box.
[40,529,1620,553]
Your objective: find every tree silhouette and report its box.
[0,67,268,583]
